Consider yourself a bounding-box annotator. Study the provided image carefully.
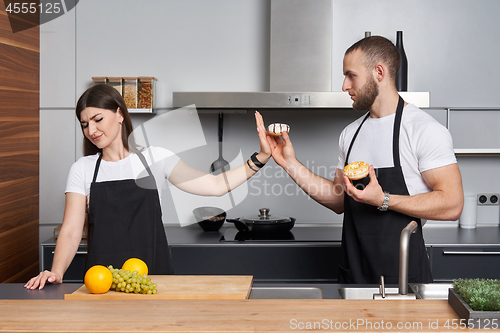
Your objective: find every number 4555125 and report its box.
[5,2,62,14]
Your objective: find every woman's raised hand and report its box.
[254,111,272,163]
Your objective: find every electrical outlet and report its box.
[477,193,499,205]
[301,94,310,105]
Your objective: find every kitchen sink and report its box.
[249,287,323,299]
[410,283,452,300]
[338,283,452,300]
[338,287,401,299]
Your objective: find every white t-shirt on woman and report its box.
[65,147,180,206]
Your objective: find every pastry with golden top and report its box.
[267,123,290,137]
[343,161,370,180]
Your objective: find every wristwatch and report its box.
[377,192,390,211]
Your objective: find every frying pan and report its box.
[226,208,295,233]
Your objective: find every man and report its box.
[262,36,464,284]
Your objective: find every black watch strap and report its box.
[251,152,266,168]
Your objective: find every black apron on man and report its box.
[339,97,433,284]
[85,152,174,275]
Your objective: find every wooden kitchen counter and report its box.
[0,298,486,332]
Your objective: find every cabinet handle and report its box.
[52,251,87,255]
[443,251,500,255]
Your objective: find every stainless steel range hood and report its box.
[172,0,429,109]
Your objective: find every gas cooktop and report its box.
[220,227,341,242]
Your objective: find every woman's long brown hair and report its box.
[75,84,136,156]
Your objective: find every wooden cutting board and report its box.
[64,275,253,300]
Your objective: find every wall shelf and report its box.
[128,108,156,114]
[454,149,500,156]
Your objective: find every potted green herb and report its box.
[448,279,500,329]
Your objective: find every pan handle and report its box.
[225,218,251,232]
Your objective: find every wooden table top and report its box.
[0,298,487,332]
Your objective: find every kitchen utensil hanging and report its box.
[209,113,235,206]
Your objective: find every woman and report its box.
[26,84,271,289]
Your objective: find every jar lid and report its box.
[107,77,122,81]
[138,76,157,81]
[123,77,138,80]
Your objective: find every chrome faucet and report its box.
[399,220,418,295]
[375,221,418,299]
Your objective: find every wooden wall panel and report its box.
[0,4,39,283]
[0,196,38,235]
[0,7,38,51]
[0,44,39,91]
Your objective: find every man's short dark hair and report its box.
[345,36,401,82]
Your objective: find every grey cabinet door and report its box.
[171,245,341,282]
[430,247,500,282]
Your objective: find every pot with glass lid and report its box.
[226,208,295,233]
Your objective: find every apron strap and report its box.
[392,96,405,168]
[92,154,103,183]
[345,112,370,165]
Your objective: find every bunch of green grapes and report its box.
[107,266,157,294]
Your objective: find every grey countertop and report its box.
[0,281,369,300]
[0,283,82,300]
[41,224,500,247]
[422,225,500,246]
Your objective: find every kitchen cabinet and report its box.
[42,244,86,282]
[171,244,340,282]
[41,226,342,283]
[41,242,340,283]
[429,246,500,282]
[448,108,500,155]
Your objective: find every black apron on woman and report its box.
[339,97,432,284]
[85,152,174,275]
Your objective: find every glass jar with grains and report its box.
[107,77,123,96]
[138,77,157,110]
[123,77,138,109]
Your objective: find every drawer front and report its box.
[171,245,341,282]
[431,247,500,281]
[42,246,87,283]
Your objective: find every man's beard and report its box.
[352,76,379,111]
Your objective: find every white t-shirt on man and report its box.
[65,146,180,206]
[336,103,457,197]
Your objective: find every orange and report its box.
[122,258,148,276]
[84,265,113,294]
